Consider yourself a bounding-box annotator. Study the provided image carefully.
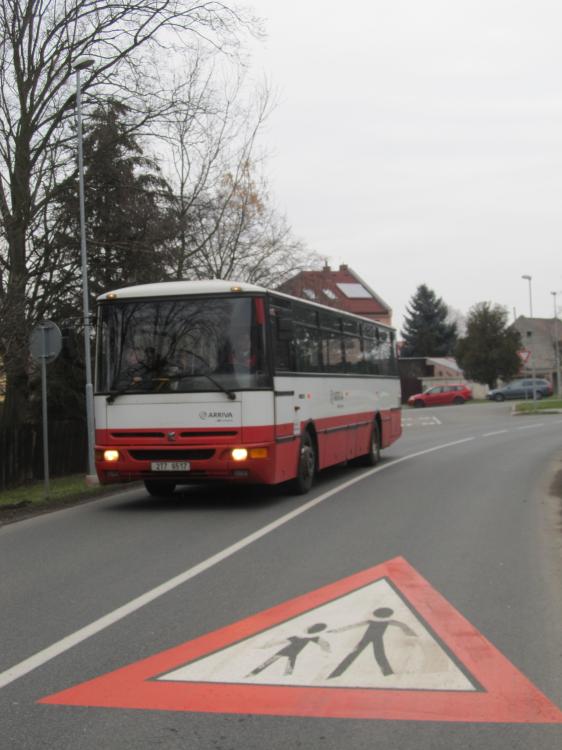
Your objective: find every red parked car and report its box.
[408,384,472,407]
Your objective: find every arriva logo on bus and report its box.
[199,411,234,421]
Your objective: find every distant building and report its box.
[513,316,562,390]
[277,264,392,326]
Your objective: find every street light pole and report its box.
[552,291,561,397]
[74,57,97,480]
[521,274,537,402]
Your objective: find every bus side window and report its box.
[321,330,345,372]
[376,330,393,375]
[344,335,363,373]
[363,327,395,375]
[271,306,294,372]
[293,304,320,373]
[388,331,398,375]
[295,325,322,372]
[319,312,344,373]
[362,337,379,375]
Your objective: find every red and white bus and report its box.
[94,280,401,495]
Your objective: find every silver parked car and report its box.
[486,378,553,402]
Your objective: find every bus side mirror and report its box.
[277,317,294,340]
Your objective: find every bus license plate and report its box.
[151,461,190,472]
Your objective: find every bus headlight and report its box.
[231,448,248,461]
[103,449,120,462]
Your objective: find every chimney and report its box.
[339,264,348,271]
[322,263,331,272]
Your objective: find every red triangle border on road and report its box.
[39,557,562,723]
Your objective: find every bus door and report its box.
[269,301,304,480]
[274,387,302,440]
[271,308,301,440]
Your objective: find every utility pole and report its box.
[552,291,561,397]
[74,57,97,481]
[521,275,537,402]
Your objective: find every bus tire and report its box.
[353,421,380,467]
[290,430,316,495]
[144,479,176,497]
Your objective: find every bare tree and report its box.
[162,68,269,279]
[0,0,254,426]
[186,163,319,285]
[160,71,317,286]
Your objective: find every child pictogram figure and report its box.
[247,623,330,677]
[328,607,417,678]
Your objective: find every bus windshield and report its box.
[96,296,269,396]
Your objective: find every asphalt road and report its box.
[1,403,562,749]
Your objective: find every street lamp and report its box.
[521,274,537,401]
[552,291,561,397]
[74,57,97,480]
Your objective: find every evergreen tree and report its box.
[455,302,522,388]
[401,284,457,356]
[42,100,176,419]
[53,99,175,303]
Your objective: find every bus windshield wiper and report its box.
[106,380,151,404]
[107,354,236,403]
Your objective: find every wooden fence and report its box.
[0,421,87,491]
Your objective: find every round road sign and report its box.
[30,321,63,363]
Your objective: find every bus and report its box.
[94,280,402,495]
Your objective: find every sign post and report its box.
[30,321,62,498]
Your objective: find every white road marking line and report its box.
[401,416,441,427]
[482,430,508,437]
[0,437,474,690]
[515,423,544,430]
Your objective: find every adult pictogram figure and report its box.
[247,623,330,677]
[328,607,417,678]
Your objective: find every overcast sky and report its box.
[247,0,562,334]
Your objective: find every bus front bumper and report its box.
[95,442,284,485]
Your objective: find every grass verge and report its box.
[514,398,562,414]
[0,475,117,524]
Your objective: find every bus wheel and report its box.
[291,430,316,495]
[353,421,380,467]
[144,479,176,497]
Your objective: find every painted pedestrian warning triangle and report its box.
[159,577,474,692]
[40,557,562,723]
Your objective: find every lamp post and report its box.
[521,274,537,401]
[552,291,561,397]
[74,57,97,480]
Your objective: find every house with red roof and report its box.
[276,264,392,326]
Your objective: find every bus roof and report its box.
[97,280,266,300]
[97,280,395,332]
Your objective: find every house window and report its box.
[336,283,371,299]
